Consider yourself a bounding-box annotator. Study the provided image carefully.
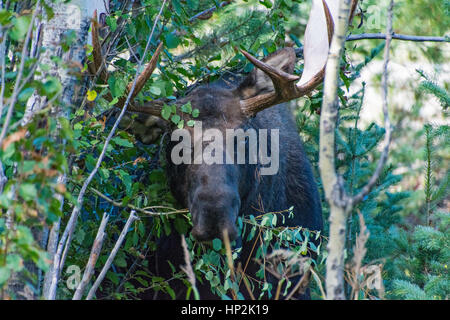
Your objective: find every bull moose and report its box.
[93,0,341,299]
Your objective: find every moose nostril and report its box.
[191,224,238,242]
[192,230,238,244]
[191,226,212,242]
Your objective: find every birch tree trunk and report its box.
[41,0,108,301]
[5,0,108,300]
[320,0,352,300]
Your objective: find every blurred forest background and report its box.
[0,0,448,300]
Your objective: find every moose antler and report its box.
[88,11,165,117]
[90,0,349,119]
[88,10,108,83]
[239,0,337,117]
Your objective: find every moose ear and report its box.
[238,48,296,100]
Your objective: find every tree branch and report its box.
[86,210,138,300]
[84,182,185,216]
[0,1,40,147]
[347,33,448,43]
[72,212,109,300]
[188,1,233,23]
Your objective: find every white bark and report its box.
[42,175,64,299]
[22,0,109,125]
[319,0,352,300]
[73,212,109,300]
[86,211,138,300]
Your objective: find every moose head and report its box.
[90,0,349,241]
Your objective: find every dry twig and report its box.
[180,235,200,300]
[73,212,109,300]
[86,210,138,300]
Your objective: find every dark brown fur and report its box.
[121,50,323,299]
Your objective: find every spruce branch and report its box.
[348,0,394,207]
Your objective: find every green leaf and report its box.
[283,0,293,7]
[208,54,222,62]
[6,254,23,272]
[113,137,134,148]
[161,104,172,120]
[192,109,200,118]
[174,217,189,234]
[36,251,50,271]
[42,2,55,21]
[272,214,277,226]
[210,275,220,287]
[259,0,273,9]
[171,114,181,125]
[16,226,34,245]
[18,87,34,102]
[261,215,271,226]
[300,239,308,255]
[212,238,222,251]
[43,77,62,95]
[0,267,11,285]
[99,168,110,180]
[150,86,162,95]
[165,33,180,49]
[108,97,119,106]
[9,15,31,41]
[114,256,127,268]
[180,102,192,114]
[107,271,119,285]
[0,9,12,25]
[205,270,214,280]
[108,76,127,98]
[106,16,117,32]
[19,183,37,201]
[59,117,73,140]
[75,228,86,244]
[118,169,132,194]
[166,286,176,299]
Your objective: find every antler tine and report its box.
[86,11,166,119]
[116,42,166,117]
[126,41,164,101]
[88,10,108,83]
[323,0,334,44]
[87,10,98,76]
[240,49,300,85]
[239,0,335,117]
[91,10,102,72]
[295,0,334,93]
[349,0,359,25]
